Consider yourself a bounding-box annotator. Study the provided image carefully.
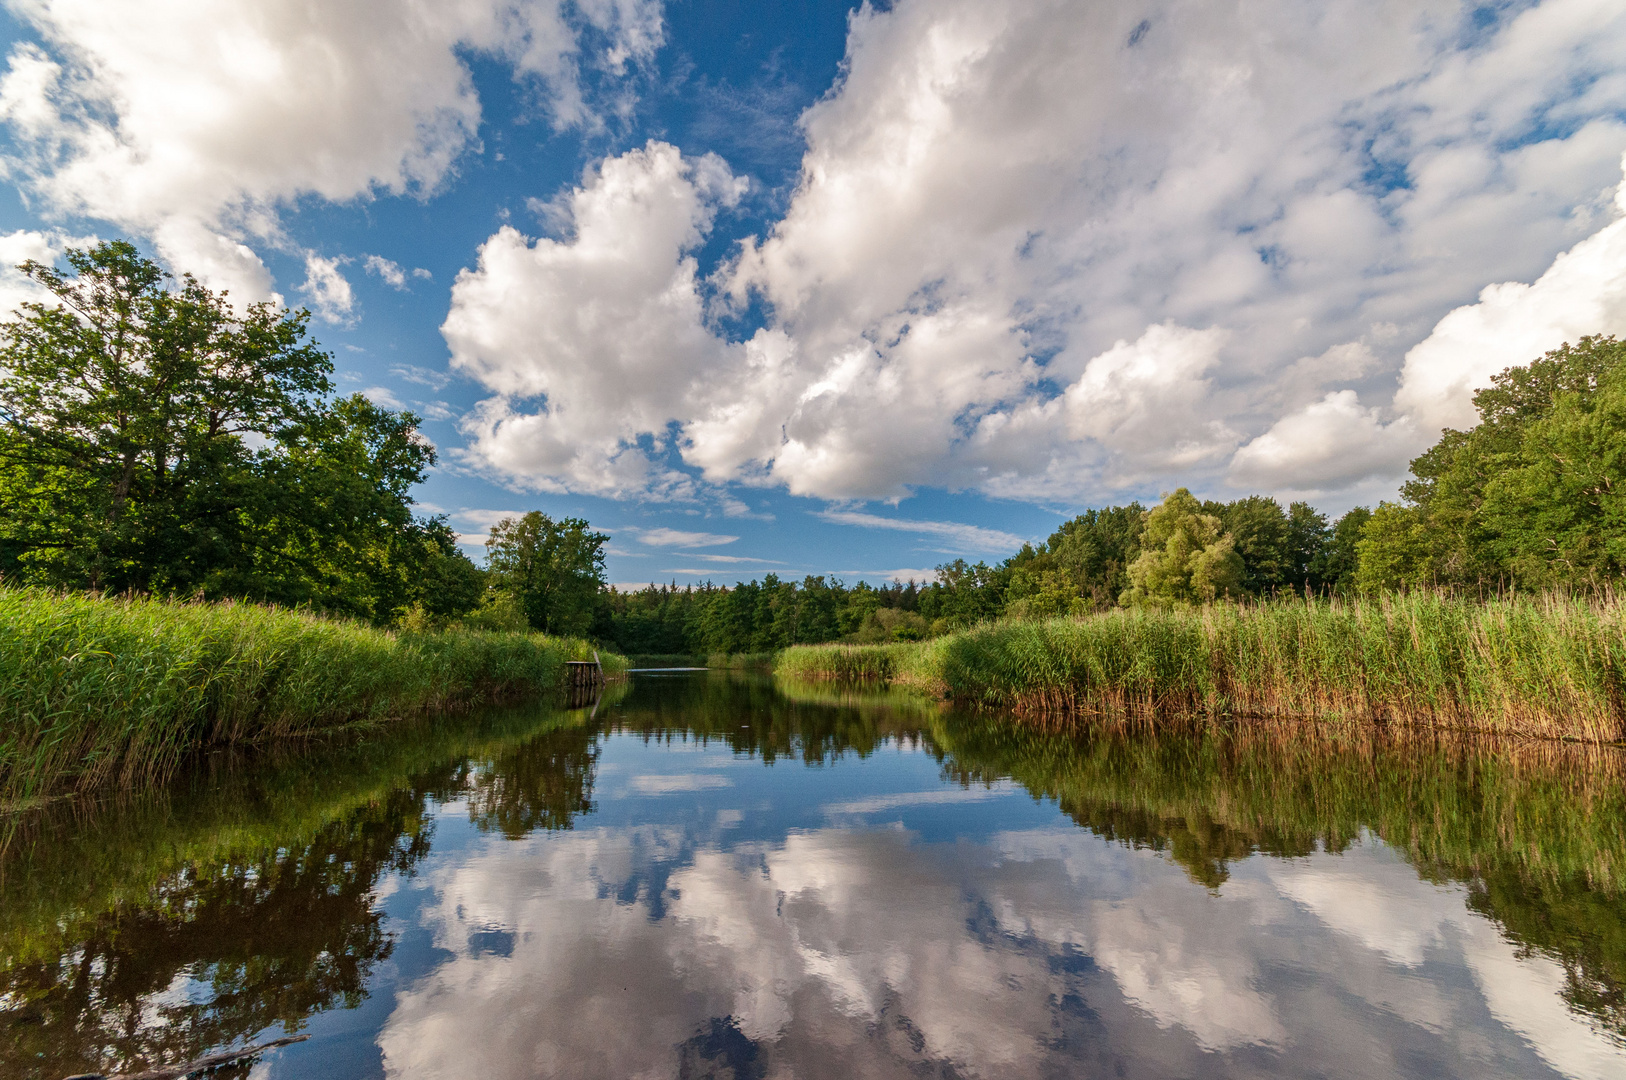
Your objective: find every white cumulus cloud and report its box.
[0,0,663,300]
[445,0,1626,505]
[1395,154,1626,435]
[1229,391,1419,492]
[299,254,355,325]
[365,255,408,290]
[444,141,746,497]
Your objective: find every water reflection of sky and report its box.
[252,731,1626,1080]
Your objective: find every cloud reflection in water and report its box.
[375,738,1624,1079]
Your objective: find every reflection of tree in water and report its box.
[0,789,432,1080]
[6,673,1626,1073]
[608,669,1626,1046]
[609,671,920,766]
[1471,873,1626,1045]
[462,724,601,837]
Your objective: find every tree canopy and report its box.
[1358,335,1626,591]
[1122,488,1244,606]
[486,513,608,636]
[0,241,479,624]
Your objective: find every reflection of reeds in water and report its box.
[927,713,1626,1040]
[0,587,628,802]
[771,674,946,715]
[780,594,1626,742]
[0,703,591,965]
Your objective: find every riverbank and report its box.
[777,593,1626,742]
[0,588,627,802]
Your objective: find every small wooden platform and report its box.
[566,652,604,689]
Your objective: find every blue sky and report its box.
[0,0,1623,587]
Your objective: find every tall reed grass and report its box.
[777,593,1626,742]
[0,587,623,801]
[774,641,923,683]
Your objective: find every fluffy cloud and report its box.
[364,255,409,290]
[1060,323,1238,476]
[1395,156,1626,434]
[298,254,355,325]
[450,0,1626,503]
[1229,391,1419,492]
[0,227,97,315]
[444,141,746,496]
[0,0,662,298]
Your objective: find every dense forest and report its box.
[594,494,1370,654]
[4,243,1623,656]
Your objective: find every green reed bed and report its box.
[778,593,1626,741]
[775,640,927,683]
[0,587,623,801]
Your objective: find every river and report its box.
[3,670,1624,1079]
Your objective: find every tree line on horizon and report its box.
[3,242,1623,651]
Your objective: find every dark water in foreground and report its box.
[4,673,1626,1079]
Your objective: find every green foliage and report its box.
[1123,488,1244,606]
[1208,494,1291,594]
[0,241,329,592]
[1355,501,1435,592]
[486,512,608,636]
[1358,335,1626,590]
[599,490,1381,653]
[0,586,624,801]
[1046,503,1146,604]
[599,574,935,656]
[0,240,482,624]
[1311,506,1370,593]
[777,641,928,683]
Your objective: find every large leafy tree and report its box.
[1357,335,1626,590]
[486,512,608,636]
[0,241,330,590]
[1310,507,1370,594]
[0,241,480,622]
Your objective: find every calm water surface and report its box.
[3,672,1625,1079]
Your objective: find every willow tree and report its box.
[1121,488,1243,606]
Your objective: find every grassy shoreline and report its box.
[0,588,627,802]
[777,593,1626,742]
